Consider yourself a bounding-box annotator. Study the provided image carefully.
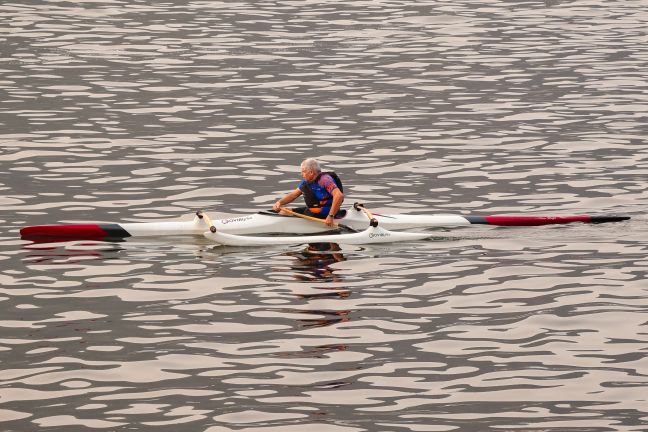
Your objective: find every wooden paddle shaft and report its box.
[282,208,339,228]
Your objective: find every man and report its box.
[272,158,344,227]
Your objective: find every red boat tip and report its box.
[20,224,131,240]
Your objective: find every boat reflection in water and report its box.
[283,242,351,331]
[285,242,346,283]
[21,240,124,265]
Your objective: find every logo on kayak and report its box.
[221,216,253,224]
[368,231,390,239]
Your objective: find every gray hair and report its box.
[301,158,321,173]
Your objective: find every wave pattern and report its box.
[1,0,647,430]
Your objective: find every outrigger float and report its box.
[20,203,630,246]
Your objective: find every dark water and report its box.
[1,0,647,430]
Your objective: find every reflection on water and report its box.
[1,0,648,430]
[288,243,350,330]
[286,243,347,283]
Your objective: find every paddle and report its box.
[280,208,358,232]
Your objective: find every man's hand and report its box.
[273,189,302,212]
[325,215,335,226]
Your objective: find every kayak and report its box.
[19,205,630,241]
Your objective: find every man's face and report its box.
[301,166,317,182]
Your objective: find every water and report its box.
[1,0,647,430]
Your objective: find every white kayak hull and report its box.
[204,225,432,246]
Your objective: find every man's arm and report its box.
[325,188,344,226]
[273,188,302,212]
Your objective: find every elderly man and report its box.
[272,158,345,226]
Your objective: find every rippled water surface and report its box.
[1,0,647,430]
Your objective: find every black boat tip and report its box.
[590,216,631,224]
